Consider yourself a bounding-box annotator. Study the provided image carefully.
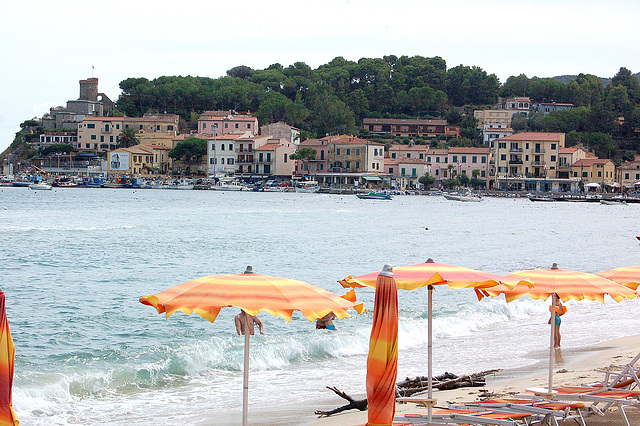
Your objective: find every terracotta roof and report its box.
[499,132,564,142]
[385,157,428,165]
[426,149,448,155]
[448,147,490,154]
[83,116,126,121]
[299,138,327,147]
[141,144,170,150]
[572,158,613,167]
[201,133,248,140]
[363,118,447,126]
[330,135,385,146]
[389,144,427,151]
[483,127,514,133]
[120,147,153,154]
[255,143,283,151]
[559,147,578,154]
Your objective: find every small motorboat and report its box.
[29,182,52,191]
[356,192,392,200]
[443,192,482,202]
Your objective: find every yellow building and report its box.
[473,109,513,129]
[78,113,179,153]
[327,135,385,173]
[107,146,155,176]
[618,155,640,190]
[494,132,565,179]
[571,158,616,190]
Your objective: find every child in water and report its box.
[316,312,337,330]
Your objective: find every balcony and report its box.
[531,161,545,166]
[256,158,272,164]
[236,157,254,164]
[533,149,546,153]
[509,148,523,153]
[235,148,253,153]
[508,159,523,164]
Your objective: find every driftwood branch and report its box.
[314,386,367,417]
[315,370,501,416]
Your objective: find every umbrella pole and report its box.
[243,314,250,426]
[427,284,433,423]
[548,294,557,393]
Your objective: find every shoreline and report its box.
[309,334,640,426]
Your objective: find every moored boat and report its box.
[356,192,391,200]
[443,192,482,202]
[294,181,319,193]
[29,182,53,191]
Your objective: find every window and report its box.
[472,156,477,163]
[391,153,396,158]
[427,156,431,162]
[499,143,506,149]
[419,153,424,159]
[225,123,228,128]
[598,171,602,178]
[412,168,417,176]
[110,136,113,142]
[100,136,104,142]
[407,153,411,158]
[624,173,629,179]
[210,158,214,165]
[91,135,96,140]
[551,144,556,150]
[87,123,95,129]
[356,149,360,155]
[156,125,160,131]
[168,125,174,131]
[462,156,466,163]
[452,156,457,162]
[501,154,506,160]
[356,162,360,168]
[259,153,264,162]
[235,123,239,128]
[116,124,120,129]
[284,154,288,163]
[221,158,225,164]
[247,124,251,128]
[582,172,588,177]
[221,144,225,151]
[337,148,341,155]
[401,168,406,176]
[211,144,215,150]
[481,157,486,163]
[228,159,234,165]
[435,157,439,163]
[551,155,556,161]
[346,149,350,155]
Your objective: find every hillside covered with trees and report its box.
[8,56,640,164]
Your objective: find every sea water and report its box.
[1,187,639,425]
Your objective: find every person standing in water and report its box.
[549,299,566,348]
[235,310,264,335]
[316,312,337,330]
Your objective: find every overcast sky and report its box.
[1,0,638,153]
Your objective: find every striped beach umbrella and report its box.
[0,290,19,426]
[341,259,528,422]
[478,263,638,393]
[596,266,640,290]
[366,265,398,426]
[140,266,359,426]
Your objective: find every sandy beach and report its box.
[311,334,640,425]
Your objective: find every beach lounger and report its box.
[448,398,588,426]
[402,407,535,426]
[586,350,640,391]
[521,386,640,426]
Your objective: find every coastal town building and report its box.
[384,157,429,190]
[124,114,180,149]
[532,102,575,115]
[204,132,250,177]
[294,138,329,175]
[388,143,428,160]
[327,135,385,173]
[491,132,580,192]
[557,146,594,179]
[260,121,301,144]
[77,113,179,154]
[107,146,155,176]
[36,131,78,149]
[140,144,172,174]
[570,158,617,191]
[425,148,449,180]
[502,96,531,116]
[474,110,513,129]
[447,147,490,179]
[254,139,296,178]
[617,155,640,190]
[41,77,113,131]
[77,117,126,153]
[198,111,259,137]
[362,118,459,138]
[483,127,514,148]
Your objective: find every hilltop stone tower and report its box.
[79,77,99,102]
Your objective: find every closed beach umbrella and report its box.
[478,263,638,393]
[596,266,640,290]
[366,265,399,426]
[0,290,19,426]
[140,266,357,426]
[341,259,527,422]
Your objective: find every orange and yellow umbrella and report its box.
[341,259,528,423]
[596,266,640,290]
[0,290,19,426]
[366,266,398,426]
[478,263,638,393]
[140,266,359,426]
